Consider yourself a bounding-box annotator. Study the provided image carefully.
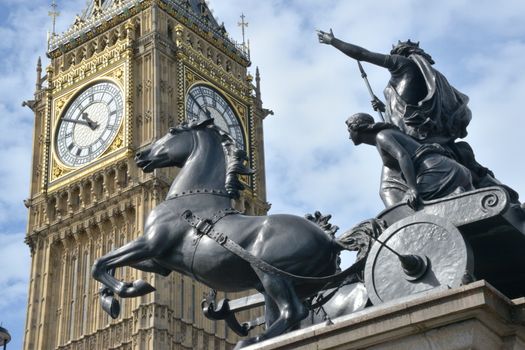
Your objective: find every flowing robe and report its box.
[384,54,472,142]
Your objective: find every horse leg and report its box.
[131,259,172,276]
[92,236,158,298]
[94,241,170,319]
[97,259,164,316]
[262,292,279,329]
[235,269,308,348]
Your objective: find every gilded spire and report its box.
[48,0,60,37]
[238,13,248,49]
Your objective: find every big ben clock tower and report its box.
[23,1,270,349]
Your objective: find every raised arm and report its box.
[317,29,392,69]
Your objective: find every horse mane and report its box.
[172,118,254,199]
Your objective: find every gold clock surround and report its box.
[49,56,132,190]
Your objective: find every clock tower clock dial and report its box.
[55,81,124,167]
[186,85,245,150]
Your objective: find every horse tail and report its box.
[335,219,387,260]
[304,211,339,238]
[305,212,388,259]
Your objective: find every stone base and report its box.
[245,281,525,350]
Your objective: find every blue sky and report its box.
[1,0,525,348]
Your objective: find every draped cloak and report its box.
[384,54,472,142]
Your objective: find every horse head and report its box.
[135,118,214,172]
[135,118,254,199]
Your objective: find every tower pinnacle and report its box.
[36,57,42,91]
[238,13,248,49]
[48,0,60,37]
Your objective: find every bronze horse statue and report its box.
[92,118,358,347]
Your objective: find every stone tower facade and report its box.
[23,1,270,349]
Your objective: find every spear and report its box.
[357,61,384,121]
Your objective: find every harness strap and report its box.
[182,210,365,285]
[187,208,239,279]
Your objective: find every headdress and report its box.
[390,39,435,64]
[391,39,420,52]
[346,113,375,131]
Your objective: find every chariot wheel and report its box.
[364,213,473,305]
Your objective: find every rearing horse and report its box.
[92,118,353,347]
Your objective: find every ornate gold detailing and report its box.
[53,166,64,179]
[176,58,185,123]
[175,24,184,48]
[234,103,246,116]
[52,161,72,181]
[54,91,75,117]
[124,21,134,32]
[107,67,125,86]
[47,0,145,56]
[50,61,129,189]
[186,71,196,86]
[107,128,124,153]
[48,148,128,192]
[173,19,253,154]
[248,106,257,192]
[158,1,249,64]
[180,48,250,105]
[53,42,129,94]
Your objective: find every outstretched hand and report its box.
[317,28,335,45]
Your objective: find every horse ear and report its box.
[196,118,215,128]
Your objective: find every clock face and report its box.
[55,81,124,167]
[186,85,245,150]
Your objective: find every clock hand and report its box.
[188,93,212,119]
[81,112,99,130]
[62,117,93,128]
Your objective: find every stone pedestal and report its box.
[245,281,525,350]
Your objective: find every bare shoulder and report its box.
[376,127,413,150]
[376,127,398,140]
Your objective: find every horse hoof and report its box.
[100,294,120,319]
[119,279,156,297]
